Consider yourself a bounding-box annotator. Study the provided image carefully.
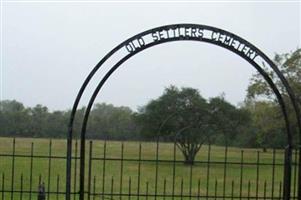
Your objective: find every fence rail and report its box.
[0,138,299,200]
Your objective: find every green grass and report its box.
[0,137,298,200]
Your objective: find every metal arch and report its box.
[65,24,301,200]
[78,38,292,200]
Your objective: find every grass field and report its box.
[0,137,298,200]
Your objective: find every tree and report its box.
[29,104,49,137]
[135,86,216,165]
[244,100,286,151]
[46,110,68,138]
[247,48,301,147]
[88,103,138,140]
[0,100,31,136]
[0,100,139,139]
[247,48,301,102]
[209,96,252,146]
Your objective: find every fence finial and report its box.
[38,182,46,200]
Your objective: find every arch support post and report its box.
[283,145,292,200]
[66,128,72,200]
[298,144,301,199]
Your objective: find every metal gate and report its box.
[65,24,301,200]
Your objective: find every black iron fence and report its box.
[0,137,299,200]
[0,138,68,200]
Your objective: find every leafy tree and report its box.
[0,100,140,139]
[29,104,49,137]
[46,111,68,138]
[0,100,31,136]
[247,48,301,147]
[88,103,138,140]
[247,48,301,102]
[243,100,285,151]
[136,86,218,165]
[209,96,252,146]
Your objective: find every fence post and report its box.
[38,182,46,200]
[283,145,292,200]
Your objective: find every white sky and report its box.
[1,1,300,111]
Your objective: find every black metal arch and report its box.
[66,24,301,200]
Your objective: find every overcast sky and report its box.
[1,1,300,111]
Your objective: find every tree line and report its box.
[0,89,289,150]
[0,101,139,140]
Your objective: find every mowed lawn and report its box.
[0,137,298,200]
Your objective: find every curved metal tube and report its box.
[65,24,301,200]
[78,38,292,200]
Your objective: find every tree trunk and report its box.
[183,150,197,165]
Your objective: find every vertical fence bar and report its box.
[231,180,234,200]
[163,179,166,200]
[120,142,124,200]
[88,141,93,200]
[29,142,34,200]
[93,176,96,200]
[10,138,15,200]
[47,140,52,200]
[214,179,217,200]
[189,160,193,200]
[172,142,176,200]
[180,178,183,200]
[155,140,159,200]
[223,145,228,197]
[293,149,298,198]
[38,175,46,200]
[271,149,276,199]
[111,177,114,200]
[39,174,41,186]
[197,179,200,200]
[102,141,107,200]
[74,139,78,200]
[66,120,73,200]
[128,177,131,200]
[206,144,211,200]
[137,143,142,200]
[247,180,250,200]
[256,151,259,199]
[263,180,266,200]
[239,150,244,200]
[145,182,148,200]
[20,174,23,200]
[278,182,282,200]
[1,173,4,200]
[56,175,60,200]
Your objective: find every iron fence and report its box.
[63,23,301,200]
[0,138,299,199]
